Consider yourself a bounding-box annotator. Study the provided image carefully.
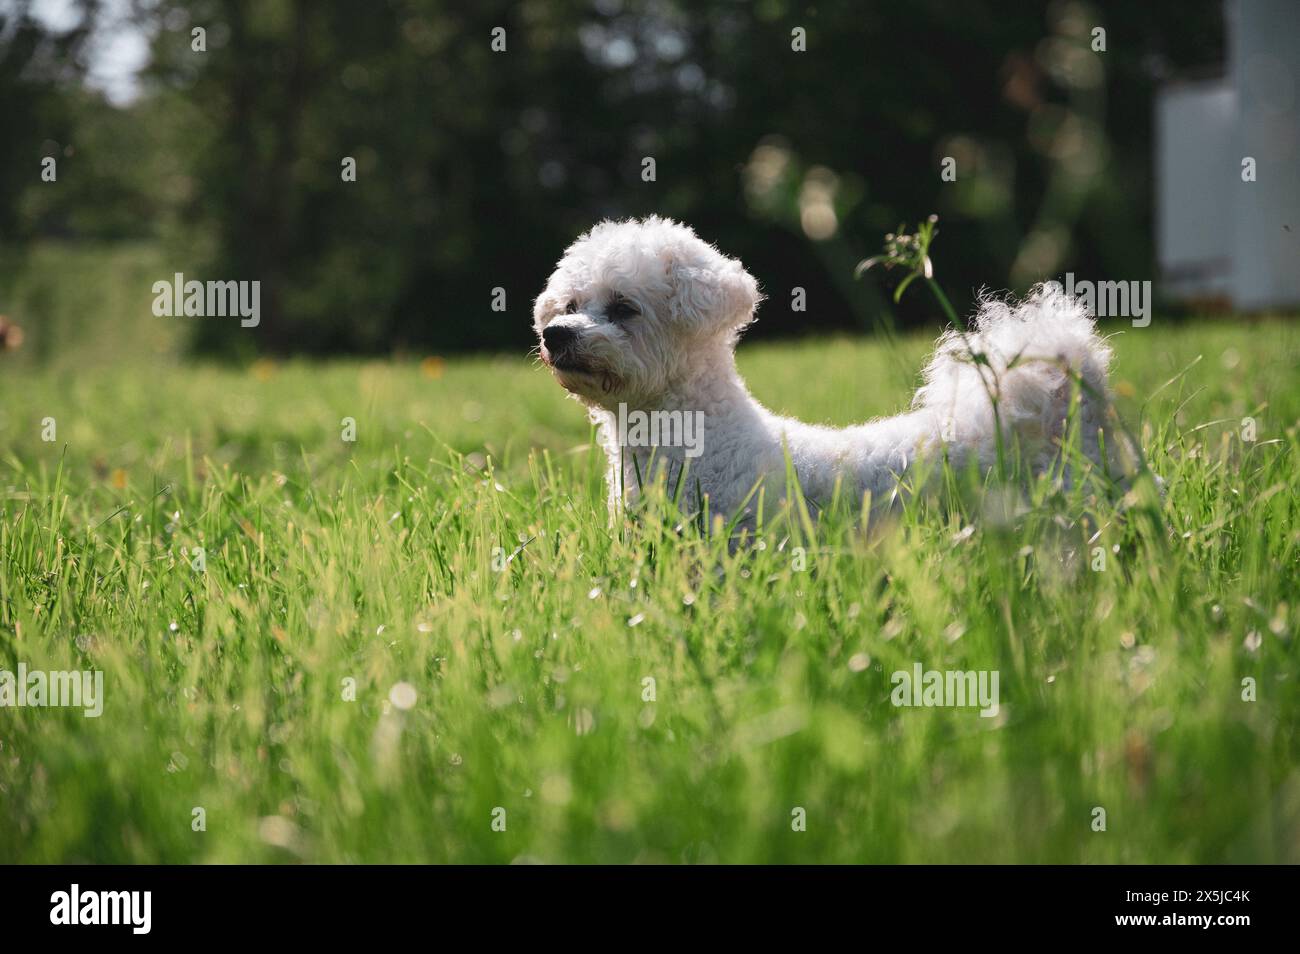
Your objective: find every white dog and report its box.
[533,216,1120,525]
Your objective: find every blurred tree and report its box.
[5,0,1227,355]
[0,0,95,239]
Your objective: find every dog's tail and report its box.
[913,283,1123,479]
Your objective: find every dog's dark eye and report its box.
[607,297,639,321]
[564,300,579,315]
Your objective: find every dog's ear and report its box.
[668,257,760,337]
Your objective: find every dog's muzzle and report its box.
[542,324,576,352]
[541,324,590,372]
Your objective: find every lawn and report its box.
[0,301,1297,862]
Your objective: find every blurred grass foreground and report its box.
[1,293,1297,862]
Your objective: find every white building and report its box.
[1156,0,1300,310]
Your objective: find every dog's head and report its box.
[533,216,761,409]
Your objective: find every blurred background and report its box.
[2,0,1292,367]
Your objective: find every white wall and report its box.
[1157,0,1300,310]
[1155,80,1236,299]
[1228,0,1300,310]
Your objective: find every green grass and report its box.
[0,316,1297,863]
[0,242,186,369]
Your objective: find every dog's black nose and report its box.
[542,324,577,352]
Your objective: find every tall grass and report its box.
[0,317,1296,862]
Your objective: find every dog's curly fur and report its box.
[534,216,1118,523]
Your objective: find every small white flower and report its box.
[388,682,417,710]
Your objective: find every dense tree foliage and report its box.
[2,0,1224,354]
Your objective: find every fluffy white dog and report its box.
[534,216,1120,525]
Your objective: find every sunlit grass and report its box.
[0,318,1297,862]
